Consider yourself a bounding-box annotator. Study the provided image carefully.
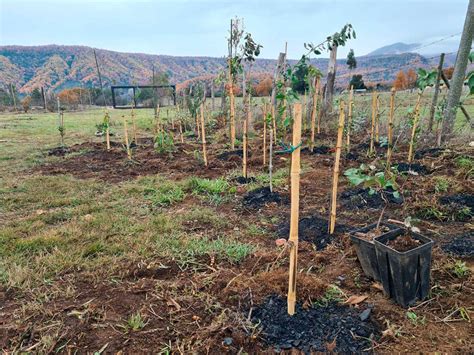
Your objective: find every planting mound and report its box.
[302,145,332,155]
[441,232,474,257]
[393,163,430,175]
[217,149,246,161]
[233,176,257,184]
[252,295,379,353]
[36,142,235,182]
[438,194,474,221]
[439,194,474,210]
[341,188,403,209]
[345,151,359,160]
[414,148,446,159]
[48,146,70,156]
[277,215,346,250]
[243,186,285,208]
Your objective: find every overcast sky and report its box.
[0,0,468,59]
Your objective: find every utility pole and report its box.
[324,45,338,111]
[93,49,107,107]
[442,0,474,140]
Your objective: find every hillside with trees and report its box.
[0,44,456,95]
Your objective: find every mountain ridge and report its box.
[0,44,454,93]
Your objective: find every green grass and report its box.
[0,91,472,291]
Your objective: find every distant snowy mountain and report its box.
[368,42,421,56]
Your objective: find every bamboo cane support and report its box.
[287,103,302,316]
[122,115,131,160]
[369,91,377,155]
[263,103,267,166]
[386,89,395,171]
[310,77,318,152]
[329,100,346,234]
[131,107,137,144]
[346,85,354,151]
[375,95,380,144]
[200,104,208,166]
[269,125,274,193]
[408,91,423,163]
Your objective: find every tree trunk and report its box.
[324,45,338,111]
[442,0,474,140]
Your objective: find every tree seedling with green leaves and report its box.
[186,84,205,141]
[407,68,437,162]
[344,163,401,227]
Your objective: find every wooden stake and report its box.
[408,91,423,163]
[263,103,267,166]
[155,104,161,135]
[346,85,354,151]
[310,77,319,152]
[179,120,184,144]
[369,91,377,155]
[60,111,65,147]
[287,102,302,316]
[122,115,132,160]
[316,82,322,135]
[386,89,395,171]
[105,111,111,150]
[200,103,208,166]
[329,100,346,234]
[228,59,236,150]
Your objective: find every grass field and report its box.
[0,91,473,353]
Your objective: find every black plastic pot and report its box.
[349,223,400,281]
[374,229,434,308]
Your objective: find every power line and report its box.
[408,32,461,52]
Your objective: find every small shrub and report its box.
[316,285,344,306]
[452,260,469,278]
[433,177,450,193]
[154,132,175,154]
[126,312,146,331]
[406,311,425,326]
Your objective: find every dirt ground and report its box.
[1,130,473,353]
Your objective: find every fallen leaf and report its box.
[372,282,384,291]
[275,238,287,247]
[345,295,368,305]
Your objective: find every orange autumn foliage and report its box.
[393,71,407,90]
[255,76,273,97]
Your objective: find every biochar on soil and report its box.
[252,295,379,353]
